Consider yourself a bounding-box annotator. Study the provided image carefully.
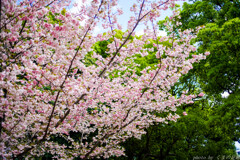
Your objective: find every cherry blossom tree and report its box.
[0,0,208,159]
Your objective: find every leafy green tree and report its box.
[193,18,240,94]
[178,0,240,144]
[180,0,240,29]
[179,0,240,95]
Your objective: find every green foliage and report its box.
[93,40,110,58]
[180,0,240,29]
[210,92,240,142]
[47,8,67,25]
[85,30,171,78]
[194,17,240,94]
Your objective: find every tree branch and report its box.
[15,1,104,158]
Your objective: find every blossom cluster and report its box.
[0,0,208,159]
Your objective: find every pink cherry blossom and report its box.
[198,92,205,97]
[205,51,210,56]
[0,0,208,159]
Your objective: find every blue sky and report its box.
[117,0,187,35]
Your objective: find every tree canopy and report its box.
[0,0,207,159]
[115,0,240,159]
